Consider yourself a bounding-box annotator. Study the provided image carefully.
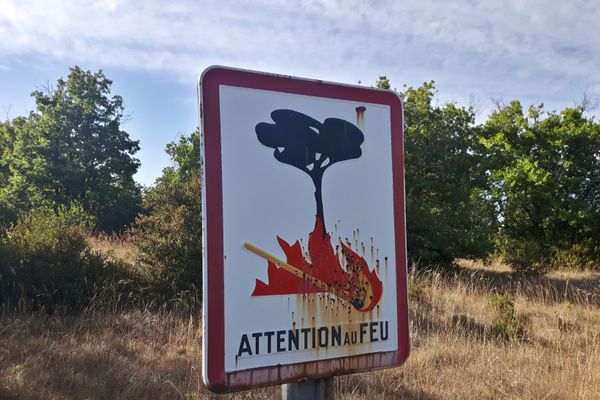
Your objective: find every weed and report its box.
[487,294,527,341]
[555,301,578,333]
[452,313,475,329]
[586,325,600,342]
[11,364,26,376]
[557,316,576,333]
[409,279,428,301]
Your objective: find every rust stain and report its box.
[287,287,388,360]
[234,225,396,390]
[287,234,386,332]
[226,349,399,392]
[355,106,366,129]
[370,237,374,267]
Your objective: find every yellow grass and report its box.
[1,262,600,399]
[86,232,137,263]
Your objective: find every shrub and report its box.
[551,240,600,270]
[133,173,202,297]
[498,236,550,275]
[132,131,202,297]
[0,205,136,310]
[451,313,485,338]
[409,277,429,301]
[556,301,577,333]
[487,294,527,341]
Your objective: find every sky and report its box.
[1,0,599,186]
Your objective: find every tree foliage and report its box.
[2,63,599,314]
[389,79,496,265]
[133,130,202,294]
[482,102,600,271]
[0,67,141,231]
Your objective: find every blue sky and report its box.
[1,0,599,185]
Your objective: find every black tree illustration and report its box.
[256,109,364,236]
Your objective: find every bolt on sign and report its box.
[199,66,409,393]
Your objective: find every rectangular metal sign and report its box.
[199,66,409,392]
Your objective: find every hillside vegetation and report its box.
[1,258,599,399]
[0,68,599,399]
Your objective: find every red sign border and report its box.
[200,66,409,393]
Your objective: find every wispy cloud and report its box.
[1,0,599,110]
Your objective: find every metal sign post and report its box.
[199,66,409,394]
[282,377,335,400]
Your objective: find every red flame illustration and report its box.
[250,218,383,312]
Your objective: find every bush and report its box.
[133,175,201,296]
[132,132,202,297]
[0,205,136,311]
[487,294,527,341]
[498,236,550,275]
[551,240,600,271]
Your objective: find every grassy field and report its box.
[1,260,600,399]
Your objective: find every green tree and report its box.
[0,117,36,223]
[0,121,10,188]
[133,130,202,294]
[381,79,496,265]
[482,101,600,271]
[0,120,13,223]
[0,67,141,231]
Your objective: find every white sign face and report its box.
[221,85,398,370]
[200,66,409,393]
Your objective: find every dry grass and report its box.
[2,262,600,399]
[86,232,137,263]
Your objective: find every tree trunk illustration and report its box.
[311,173,325,236]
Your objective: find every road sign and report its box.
[199,66,409,393]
